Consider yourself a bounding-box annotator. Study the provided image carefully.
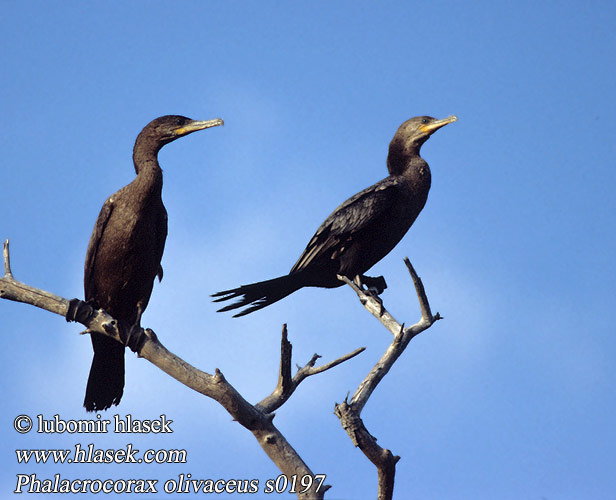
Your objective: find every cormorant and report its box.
[213,115,456,317]
[83,114,223,411]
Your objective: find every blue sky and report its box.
[1,1,615,498]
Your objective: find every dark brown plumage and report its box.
[83,114,223,411]
[213,115,456,317]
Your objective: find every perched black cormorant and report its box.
[213,115,456,317]
[83,115,223,411]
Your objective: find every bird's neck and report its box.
[387,150,425,175]
[132,145,163,194]
[386,136,425,175]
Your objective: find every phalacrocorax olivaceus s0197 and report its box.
[84,115,223,411]
[213,115,456,317]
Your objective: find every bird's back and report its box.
[290,170,430,285]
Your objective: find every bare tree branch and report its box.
[257,324,365,414]
[297,347,365,378]
[337,275,404,337]
[335,258,442,500]
[1,239,330,500]
[1,240,124,343]
[4,239,13,277]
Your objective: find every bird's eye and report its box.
[421,118,428,124]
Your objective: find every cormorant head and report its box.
[135,115,224,152]
[387,115,457,175]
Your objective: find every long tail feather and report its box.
[84,334,125,412]
[212,274,304,317]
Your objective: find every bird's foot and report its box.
[123,322,147,353]
[359,275,387,295]
[354,275,386,315]
[65,298,95,324]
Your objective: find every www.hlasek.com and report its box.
[13,414,327,495]
[16,442,186,465]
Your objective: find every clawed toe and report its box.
[124,323,146,352]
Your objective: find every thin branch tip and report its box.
[403,255,415,271]
[3,238,13,277]
[307,353,321,366]
[337,273,351,284]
